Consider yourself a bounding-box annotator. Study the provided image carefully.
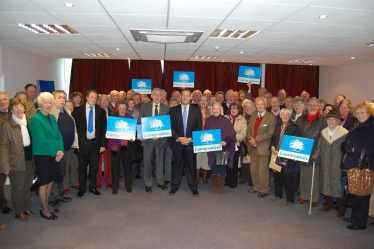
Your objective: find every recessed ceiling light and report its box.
[240,51,244,54]
[319,15,328,19]
[18,23,78,34]
[351,57,355,59]
[210,29,261,39]
[84,53,112,57]
[64,3,74,7]
[116,48,120,50]
[222,60,224,62]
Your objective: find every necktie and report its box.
[259,114,262,118]
[155,105,158,116]
[183,106,187,137]
[88,106,93,133]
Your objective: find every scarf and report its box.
[306,110,320,124]
[231,114,238,122]
[12,114,31,147]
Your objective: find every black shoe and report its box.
[191,190,199,196]
[126,188,132,193]
[136,175,142,179]
[145,187,152,193]
[89,188,101,195]
[229,186,237,189]
[39,210,57,220]
[112,189,118,195]
[0,207,13,214]
[342,217,351,223]
[239,180,247,185]
[58,197,72,203]
[347,224,365,230]
[77,190,85,197]
[164,181,170,185]
[169,189,178,195]
[48,200,61,208]
[51,209,59,214]
[157,184,168,190]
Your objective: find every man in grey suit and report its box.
[138,88,170,193]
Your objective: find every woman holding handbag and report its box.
[340,101,374,230]
[270,108,301,206]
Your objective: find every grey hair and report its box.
[307,97,320,105]
[244,99,255,110]
[255,97,267,106]
[0,91,8,98]
[280,108,292,116]
[37,92,54,105]
[151,88,162,94]
[212,102,222,109]
[293,99,305,108]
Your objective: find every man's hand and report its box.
[178,137,192,145]
[99,147,106,153]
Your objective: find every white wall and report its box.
[0,45,65,97]
[319,62,374,106]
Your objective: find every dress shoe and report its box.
[229,186,237,189]
[0,206,13,214]
[39,210,57,220]
[58,197,72,203]
[257,192,269,198]
[136,175,142,179]
[63,189,70,194]
[239,180,247,185]
[24,210,37,217]
[297,199,308,204]
[112,189,118,195]
[342,217,351,223]
[89,188,101,195]
[169,189,178,195]
[271,196,281,201]
[15,214,29,221]
[310,202,317,207]
[145,187,152,193]
[157,184,168,190]
[132,180,139,186]
[0,223,6,230]
[106,184,112,189]
[126,188,132,193]
[48,200,61,208]
[164,180,170,185]
[347,224,365,230]
[96,185,101,189]
[50,209,59,214]
[284,201,293,206]
[77,190,85,197]
[191,190,199,196]
[248,189,257,193]
[71,185,80,190]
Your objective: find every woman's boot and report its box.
[335,197,346,219]
[202,169,209,185]
[196,168,202,184]
[216,176,225,195]
[319,196,334,212]
[209,174,218,194]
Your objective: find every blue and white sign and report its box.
[173,71,195,88]
[141,115,171,139]
[136,124,143,140]
[132,79,152,94]
[238,66,262,84]
[192,129,222,153]
[278,135,314,163]
[106,116,137,140]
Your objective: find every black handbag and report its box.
[239,141,247,157]
[275,156,290,167]
[214,147,231,166]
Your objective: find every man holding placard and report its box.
[169,89,202,196]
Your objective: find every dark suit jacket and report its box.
[72,104,107,155]
[137,101,170,148]
[170,104,202,148]
[222,102,230,115]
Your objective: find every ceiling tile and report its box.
[0,0,45,12]
[1,13,62,24]
[168,16,222,30]
[266,21,330,33]
[83,35,126,42]
[169,0,241,17]
[311,0,374,10]
[51,13,116,26]
[31,0,107,13]
[219,19,279,31]
[113,15,167,29]
[73,26,123,35]
[101,0,168,15]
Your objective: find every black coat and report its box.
[341,115,374,171]
[271,121,301,173]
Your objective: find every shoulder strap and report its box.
[357,148,366,169]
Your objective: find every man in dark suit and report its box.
[222,89,235,115]
[169,89,202,196]
[138,88,170,193]
[25,84,38,108]
[72,90,107,197]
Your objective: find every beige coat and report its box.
[225,114,247,147]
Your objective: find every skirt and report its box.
[34,155,62,186]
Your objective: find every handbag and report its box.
[347,148,374,196]
[239,141,247,157]
[214,146,231,166]
[275,122,290,167]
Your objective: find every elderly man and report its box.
[171,91,181,102]
[215,91,225,104]
[334,94,345,107]
[300,91,310,103]
[263,92,272,108]
[277,89,287,107]
[48,90,75,207]
[0,91,12,226]
[267,96,282,123]
[191,90,202,105]
[203,89,212,98]
[257,87,267,98]
[222,89,235,115]
[296,97,327,207]
[109,90,120,111]
[25,84,38,108]
[247,97,276,198]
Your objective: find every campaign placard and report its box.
[141,115,171,139]
[278,135,314,163]
[106,116,137,140]
[132,79,151,94]
[136,124,143,140]
[237,65,262,84]
[192,129,222,153]
[173,71,195,88]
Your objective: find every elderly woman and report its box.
[291,99,305,123]
[127,99,139,120]
[13,91,36,119]
[0,98,36,221]
[270,108,301,205]
[224,102,247,188]
[108,100,135,194]
[338,98,357,131]
[340,101,374,230]
[30,92,64,220]
[196,95,212,184]
[69,92,84,107]
[311,110,348,218]
[204,102,236,194]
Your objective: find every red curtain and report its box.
[69,59,96,94]
[265,64,319,98]
[129,60,162,89]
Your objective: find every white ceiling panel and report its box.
[0,33,52,41]
[1,13,62,24]
[94,41,132,47]
[113,15,167,29]
[339,12,374,27]
[168,16,222,30]
[169,0,241,17]
[31,0,107,13]
[71,47,107,53]
[73,26,123,35]
[310,25,374,36]
[83,35,126,42]
[20,40,63,46]
[266,21,330,33]
[101,0,168,15]
[219,19,279,31]
[51,13,116,26]
[55,41,95,47]
[44,34,90,42]
[0,0,45,12]
[250,32,303,41]
[311,0,374,10]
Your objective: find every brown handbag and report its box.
[347,148,374,196]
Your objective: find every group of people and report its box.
[0,82,373,231]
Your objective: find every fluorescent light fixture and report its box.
[84,53,112,57]
[18,23,78,34]
[319,15,328,19]
[64,3,74,7]
[288,59,315,64]
[129,29,203,44]
[210,29,261,39]
[190,55,217,60]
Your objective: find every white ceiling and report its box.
[0,0,373,66]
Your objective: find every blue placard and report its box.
[192,129,222,153]
[173,71,195,88]
[278,135,314,162]
[136,124,143,140]
[132,79,152,94]
[141,115,171,139]
[238,66,262,84]
[106,116,137,140]
[38,80,55,93]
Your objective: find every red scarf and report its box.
[231,114,238,121]
[306,110,320,124]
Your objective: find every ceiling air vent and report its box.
[129,29,203,44]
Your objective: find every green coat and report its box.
[30,109,64,157]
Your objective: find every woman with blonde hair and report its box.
[13,91,36,119]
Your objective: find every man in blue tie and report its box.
[72,90,107,197]
[169,89,202,196]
